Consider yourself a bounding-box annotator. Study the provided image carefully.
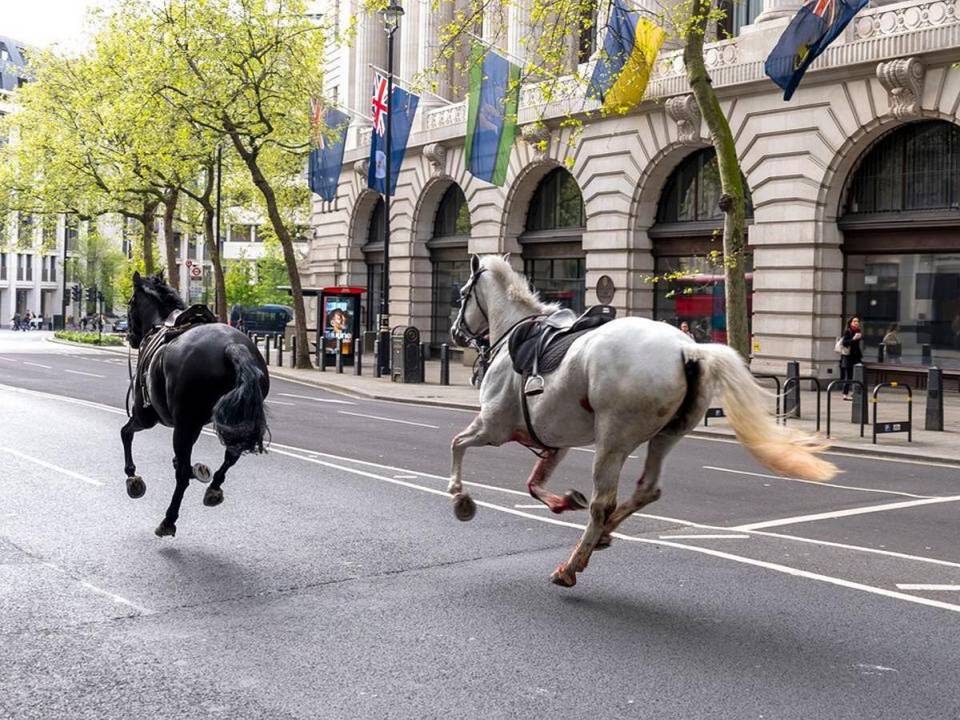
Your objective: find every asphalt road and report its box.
[2,330,960,719]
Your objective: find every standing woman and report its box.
[841,315,863,400]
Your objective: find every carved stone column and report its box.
[755,0,804,23]
[418,0,453,106]
[353,9,387,118]
[399,0,420,86]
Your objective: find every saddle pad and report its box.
[537,328,594,375]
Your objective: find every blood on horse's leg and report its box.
[526,448,584,513]
[203,447,241,507]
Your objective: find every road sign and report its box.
[190,265,202,279]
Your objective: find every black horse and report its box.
[123,272,269,537]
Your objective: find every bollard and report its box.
[922,343,932,365]
[277,336,284,367]
[318,337,325,371]
[926,366,944,431]
[373,340,382,378]
[852,363,866,425]
[440,343,450,386]
[291,336,297,369]
[784,360,800,418]
[354,343,362,376]
[264,335,271,366]
[877,344,885,363]
[420,342,429,383]
[336,338,344,374]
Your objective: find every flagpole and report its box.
[367,63,455,106]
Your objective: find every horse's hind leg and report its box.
[550,445,627,587]
[202,447,241,507]
[526,449,587,513]
[155,423,203,537]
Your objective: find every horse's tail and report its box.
[683,343,837,482]
[213,344,268,454]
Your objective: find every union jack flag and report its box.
[309,97,325,149]
[810,0,836,23]
[371,73,389,136]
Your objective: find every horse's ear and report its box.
[154,271,165,283]
[132,271,142,288]
[502,252,511,265]
[470,254,481,274]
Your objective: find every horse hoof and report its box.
[550,564,577,587]
[595,533,613,550]
[564,490,589,511]
[192,463,212,484]
[154,521,176,538]
[126,476,146,499]
[452,493,477,522]
[203,487,224,507]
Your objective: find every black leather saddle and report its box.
[508,305,616,395]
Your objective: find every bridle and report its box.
[456,268,489,343]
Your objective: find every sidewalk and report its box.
[269,351,960,467]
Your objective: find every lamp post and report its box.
[377,1,404,377]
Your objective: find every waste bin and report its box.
[391,325,422,383]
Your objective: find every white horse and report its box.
[448,255,836,587]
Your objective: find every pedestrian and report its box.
[881,323,901,363]
[680,321,696,341]
[11,313,20,331]
[80,315,88,331]
[839,315,863,400]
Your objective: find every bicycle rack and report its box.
[783,376,823,432]
[825,379,866,439]
[872,382,913,444]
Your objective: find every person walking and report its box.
[840,316,863,400]
[680,321,696,341]
[882,323,902,363]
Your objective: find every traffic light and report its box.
[85,285,98,303]
[70,284,82,302]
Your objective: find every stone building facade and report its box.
[304,0,960,377]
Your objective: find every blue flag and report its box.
[367,77,419,196]
[308,106,350,202]
[765,0,867,101]
[465,45,520,187]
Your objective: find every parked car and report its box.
[230,304,293,335]
[113,316,129,334]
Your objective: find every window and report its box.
[431,258,472,347]
[0,253,6,280]
[523,257,586,313]
[0,44,9,62]
[230,224,252,242]
[718,0,762,37]
[525,168,585,232]
[656,148,754,224]
[433,186,470,238]
[41,255,56,282]
[17,212,33,245]
[363,199,386,332]
[577,1,599,64]
[254,225,265,242]
[42,216,57,245]
[844,121,960,217]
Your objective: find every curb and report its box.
[46,336,131,355]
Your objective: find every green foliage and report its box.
[224,238,291,309]
[54,330,124,346]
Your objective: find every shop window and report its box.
[523,257,586,313]
[844,121,960,216]
[430,185,471,345]
[657,148,754,224]
[431,258,472,346]
[526,168,585,232]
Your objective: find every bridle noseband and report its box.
[457,268,489,343]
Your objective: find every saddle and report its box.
[138,305,218,408]
[508,305,616,396]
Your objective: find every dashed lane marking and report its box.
[0,357,17,362]
[42,562,152,615]
[64,369,106,378]
[337,411,439,429]
[703,465,935,499]
[1,447,103,486]
[22,361,52,369]
[895,584,960,591]
[659,534,751,540]
[732,495,960,532]
[277,392,355,405]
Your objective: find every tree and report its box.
[152,0,325,368]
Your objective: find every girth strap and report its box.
[519,371,555,458]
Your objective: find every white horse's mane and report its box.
[480,255,561,315]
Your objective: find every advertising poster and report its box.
[322,296,354,358]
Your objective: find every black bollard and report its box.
[785,360,800,418]
[277,336,284,367]
[922,343,932,365]
[420,342,428,383]
[374,340,382,378]
[318,337,325,372]
[291,336,297,369]
[877,344,885,363]
[926,366,944,431]
[252,334,259,358]
[265,334,271,366]
[852,363,866,426]
[336,338,344,374]
[440,343,450,386]
[354,343,362,376]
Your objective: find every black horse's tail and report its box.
[213,344,268,454]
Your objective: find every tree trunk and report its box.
[229,135,311,368]
[683,0,750,359]
[203,203,228,322]
[162,188,180,293]
[141,199,159,276]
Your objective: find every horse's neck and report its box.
[487,287,544,345]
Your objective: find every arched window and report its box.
[363,198,385,332]
[656,148,753,224]
[521,168,586,312]
[843,121,960,216]
[429,185,472,347]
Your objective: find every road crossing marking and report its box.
[731,495,960,531]
[702,465,935,499]
[64,369,106,378]
[1,447,103,486]
[895,584,960,591]
[337,411,439,429]
[22,361,52,369]
[278,392,355,405]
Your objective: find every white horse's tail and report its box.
[684,343,837,482]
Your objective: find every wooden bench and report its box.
[862,363,960,393]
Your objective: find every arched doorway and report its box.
[649,147,753,343]
[520,167,586,313]
[840,120,960,367]
[362,198,385,333]
[429,184,471,347]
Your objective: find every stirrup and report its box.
[524,374,545,396]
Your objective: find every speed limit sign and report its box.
[190,265,202,279]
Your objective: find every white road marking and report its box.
[64,369,106,378]
[265,399,296,406]
[22,361,52,369]
[514,504,547,509]
[572,446,639,460]
[732,495,960,531]
[42,562,151,615]
[1,447,103,486]
[702,465,934,499]
[392,475,419,479]
[278,392,355,405]
[337,411,439,429]
[659,534,751,540]
[0,357,17,362]
[268,445,960,616]
[895,584,960,591]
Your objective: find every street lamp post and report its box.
[377,2,404,377]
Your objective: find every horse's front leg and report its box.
[551,445,627,587]
[120,410,157,499]
[526,448,587,513]
[155,423,203,537]
[448,415,498,522]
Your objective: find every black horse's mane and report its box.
[139,273,186,315]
